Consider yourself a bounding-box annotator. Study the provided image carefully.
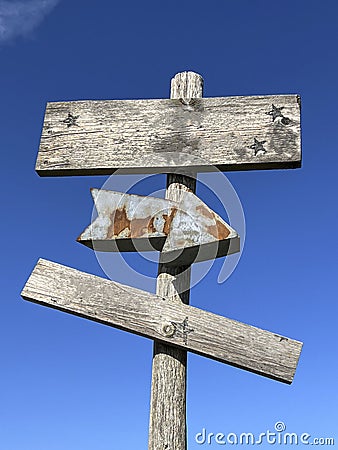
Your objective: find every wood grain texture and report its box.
[36,93,301,176]
[21,258,303,385]
[149,72,203,450]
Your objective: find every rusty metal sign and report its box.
[77,188,240,265]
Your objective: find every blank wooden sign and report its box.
[36,95,301,176]
[21,258,303,384]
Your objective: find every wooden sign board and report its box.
[36,95,301,176]
[21,259,303,384]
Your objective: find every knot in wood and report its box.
[161,322,175,337]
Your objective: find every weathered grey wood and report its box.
[149,72,203,450]
[36,93,301,176]
[21,258,303,385]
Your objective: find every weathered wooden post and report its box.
[149,72,203,450]
[21,71,303,450]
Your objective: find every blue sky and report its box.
[1,0,338,448]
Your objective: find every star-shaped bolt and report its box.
[266,104,284,122]
[266,104,291,125]
[250,138,267,156]
[171,317,194,345]
[61,112,79,127]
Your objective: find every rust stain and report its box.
[106,207,158,239]
[148,217,156,233]
[196,204,214,220]
[216,220,231,239]
[197,205,231,240]
[130,216,153,237]
[206,214,230,240]
[107,207,131,239]
[163,207,177,235]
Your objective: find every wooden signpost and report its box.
[21,72,302,449]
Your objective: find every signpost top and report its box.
[36,94,301,176]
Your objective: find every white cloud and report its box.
[0,0,60,42]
